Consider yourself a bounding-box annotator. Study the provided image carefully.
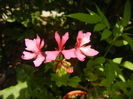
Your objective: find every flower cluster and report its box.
[21,30,99,72]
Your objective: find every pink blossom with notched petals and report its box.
[45,32,75,62]
[21,35,45,67]
[74,30,99,61]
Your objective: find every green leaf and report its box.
[127,80,133,97]
[113,57,123,64]
[67,13,101,24]
[125,26,133,31]
[122,33,133,50]
[44,62,54,73]
[94,23,106,31]
[127,80,133,88]
[113,22,123,37]
[101,29,112,40]
[94,57,105,64]
[112,58,126,82]
[51,74,69,87]
[32,87,54,99]
[113,81,129,95]
[51,74,80,87]
[118,74,126,82]
[105,63,116,84]
[85,72,97,81]
[0,81,28,99]
[122,61,133,70]
[86,8,97,15]
[68,76,81,87]
[96,5,110,28]
[7,16,16,22]
[103,61,119,87]
[16,64,36,81]
[122,0,131,26]
[113,40,128,47]
[21,19,30,27]
[86,59,94,69]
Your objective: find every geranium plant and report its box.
[21,30,99,74]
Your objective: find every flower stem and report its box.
[104,36,117,57]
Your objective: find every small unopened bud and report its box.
[66,68,74,74]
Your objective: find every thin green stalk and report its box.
[104,36,117,57]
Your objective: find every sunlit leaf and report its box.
[86,8,97,15]
[0,81,28,99]
[7,16,16,22]
[122,61,133,71]
[113,57,123,64]
[118,74,126,82]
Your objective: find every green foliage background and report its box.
[0,0,133,99]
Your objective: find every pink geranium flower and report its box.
[21,35,45,67]
[74,30,99,61]
[45,32,75,62]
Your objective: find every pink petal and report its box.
[77,30,84,41]
[25,39,38,52]
[36,35,41,48]
[81,32,91,46]
[61,32,69,47]
[40,39,44,49]
[21,51,36,60]
[75,49,86,61]
[80,45,99,56]
[35,35,44,49]
[33,54,45,67]
[45,51,59,62]
[55,32,61,48]
[77,31,91,46]
[62,48,76,59]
